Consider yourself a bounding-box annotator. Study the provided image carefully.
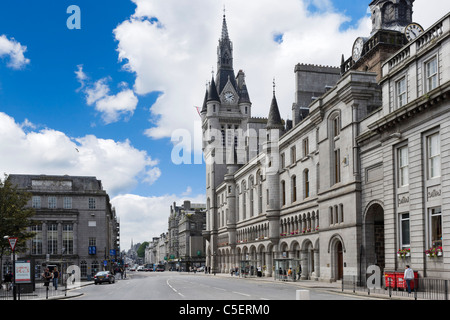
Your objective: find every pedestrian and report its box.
[43,268,52,288]
[404,265,414,294]
[52,267,59,290]
[4,271,13,291]
[288,268,292,280]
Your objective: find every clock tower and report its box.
[341,0,419,82]
[201,12,252,274]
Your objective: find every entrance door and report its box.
[337,242,343,280]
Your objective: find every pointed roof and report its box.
[238,82,251,104]
[266,80,284,130]
[221,13,230,40]
[207,76,220,102]
[201,88,208,114]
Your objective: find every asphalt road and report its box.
[71,271,365,301]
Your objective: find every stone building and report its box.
[201,1,450,281]
[146,201,206,271]
[358,11,450,278]
[5,174,120,280]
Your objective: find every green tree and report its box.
[137,241,149,258]
[0,175,36,279]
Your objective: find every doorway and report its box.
[337,242,343,280]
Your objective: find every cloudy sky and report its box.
[0,0,448,250]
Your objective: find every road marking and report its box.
[166,279,185,298]
[212,287,227,291]
[232,291,251,297]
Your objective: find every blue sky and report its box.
[1,0,448,249]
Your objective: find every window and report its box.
[281,181,286,206]
[32,196,41,209]
[64,197,72,209]
[250,184,254,217]
[48,196,57,209]
[429,207,442,248]
[425,57,438,92]
[304,169,310,199]
[334,149,341,184]
[329,206,333,225]
[291,176,297,203]
[333,116,340,137]
[427,133,440,179]
[400,213,410,248]
[280,153,285,169]
[291,146,296,165]
[89,238,96,247]
[47,224,58,254]
[63,224,74,254]
[396,77,407,108]
[31,225,43,255]
[89,197,96,209]
[303,138,309,157]
[398,146,409,187]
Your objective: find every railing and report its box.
[342,275,449,300]
[0,281,68,300]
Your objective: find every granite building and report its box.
[201,1,450,281]
[5,174,120,280]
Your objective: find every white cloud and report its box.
[0,35,30,69]
[76,65,139,124]
[111,192,206,248]
[113,0,449,156]
[113,0,370,147]
[0,112,160,196]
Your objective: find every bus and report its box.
[156,264,165,272]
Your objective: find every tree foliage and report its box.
[137,241,149,258]
[0,175,37,258]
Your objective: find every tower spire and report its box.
[222,6,229,40]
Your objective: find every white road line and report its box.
[232,291,251,297]
[166,279,185,298]
[212,287,227,291]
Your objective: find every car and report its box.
[137,266,145,271]
[94,271,115,284]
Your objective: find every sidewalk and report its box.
[200,271,417,300]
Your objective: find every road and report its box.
[70,271,366,301]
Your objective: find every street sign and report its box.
[15,260,31,284]
[8,237,18,252]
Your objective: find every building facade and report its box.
[201,2,450,281]
[5,174,120,280]
[146,201,206,271]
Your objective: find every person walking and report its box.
[4,271,13,291]
[52,268,59,290]
[404,265,414,294]
[43,268,52,288]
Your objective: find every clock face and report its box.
[224,91,235,103]
[352,37,365,62]
[405,23,424,42]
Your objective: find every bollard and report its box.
[296,290,310,300]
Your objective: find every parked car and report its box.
[94,271,115,284]
[197,266,205,272]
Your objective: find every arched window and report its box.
[242,181,247,220]
[249,176,254,217]
[281,180,286,206]
[291,175,297,203]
